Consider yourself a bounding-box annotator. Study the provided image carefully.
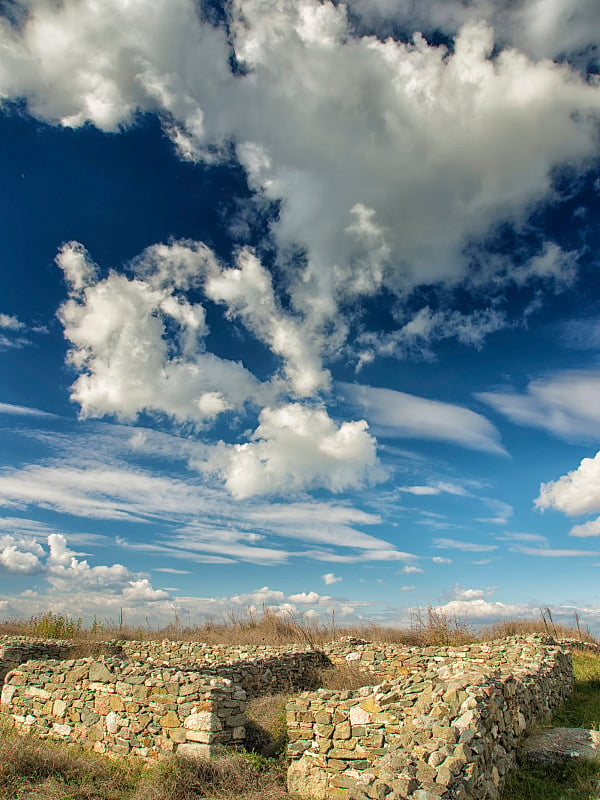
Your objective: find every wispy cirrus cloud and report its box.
[433,537,499,552]
[477,370,600,441]
[340,383,507,455]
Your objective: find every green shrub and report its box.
[29,612,82,639]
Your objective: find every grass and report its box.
[3,607,594,648]
[501,651,600,800]
[244,693,291,758]
[0,720,291,800]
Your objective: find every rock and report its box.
[521,728,600,766]
[89,663,113,682]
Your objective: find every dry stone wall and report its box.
[0,643,328,760]
[1,656,247,758]
[0,634,579,799]
[0,636,76,682]
[287,636,573,800]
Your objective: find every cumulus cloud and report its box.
[56,239,381,502]
[0,532,169,606]
[0,313,25,331]
[478,371,600,441]
[342,382,506,455]
[0,535,44,574]
[569,518,600,538]
[323,572,342,585]
[46,533,143,593]
[0,0,598,358]
[536,451,600,515]
[432,556,453,564]
[399,565,423,574]
[346,0,600,63]
[202,403,381,498]
[205,247,330,397]
[57,240,266,424]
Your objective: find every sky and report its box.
[1,0,600,633]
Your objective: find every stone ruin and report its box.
[0,633,586,799]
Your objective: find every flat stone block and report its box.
[522,728,600,766]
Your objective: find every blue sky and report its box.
[2,0,600,631]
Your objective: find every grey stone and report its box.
[521,728,600,766]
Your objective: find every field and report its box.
[0,610,598,800]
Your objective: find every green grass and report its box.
[501,651,600,800]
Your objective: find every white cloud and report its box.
[55,242,98,295]
[499,532,549,545]
[354,306,508,366]
[399,585,415,591]
[399,565,423,574]
[509,545,600,557]
[0,443,411,563]
[0,0,598,361]
[398,482,469,496]
[0,403,54,418]
[153,567,191,574]
[569,518,600,538]
[323,572,342,585]
[0,313,25,331]
[122,579,169,602]
[345,0,600,62]
[434,538,499,552]
[0,535,44,574]
[432,556,453,564]
[342,382,506,455]
[455,588,485,600]
[202,403,382,498]
[436,597,530,621]
[288,591,325,604]
[536,451,600,515]
[57,240,267,425]
[0,312,29,350]
[476,499,513,525]
[205,247,330,397]
[477,371,600,441]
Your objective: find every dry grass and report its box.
[0,721,142,800]
[132,753,290,800]
[481,618,596,643]
[317,662,379,690]
[244,693,291,757]
[1,608,596,649]
[0,721,291,800]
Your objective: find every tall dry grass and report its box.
[1,607,596,647]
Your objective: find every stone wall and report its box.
[0,648,329,759]
[0,633,579,799]
[287,635,573,800]
[1,656,248,759]
[0,636,76,682]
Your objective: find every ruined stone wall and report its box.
[286,636,573,800]
[0,636,76,682]
[0,648,328,759]
[0,634,578,798]
[111,640,332,697]
[1,656,247,759]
